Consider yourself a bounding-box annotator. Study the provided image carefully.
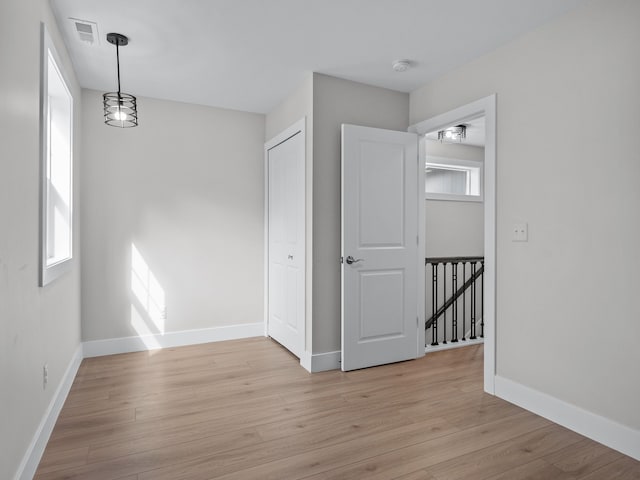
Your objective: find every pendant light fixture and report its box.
[103,32,138,127]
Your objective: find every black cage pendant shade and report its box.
[103,33,138,127]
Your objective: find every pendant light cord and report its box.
[116,41,122,95]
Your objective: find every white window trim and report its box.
[39,24,74,287]
[425,155,483,203]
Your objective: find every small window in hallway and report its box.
[425,157,482,202]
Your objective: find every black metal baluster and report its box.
[425,260,428,347]
[442,262,447,344]
[425,256,485,350]
[480,260,484,338]
[431,262,438,346]
[470,261,477,340]
[451,262,458,342]
[462,262,466,341]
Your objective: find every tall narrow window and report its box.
[40,25,73,286]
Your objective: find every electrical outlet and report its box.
[43,364,48,389]
[512,223,528,242]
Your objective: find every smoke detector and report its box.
[69,18,99,45]
[392,60,411,72]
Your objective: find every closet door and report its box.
[266,121,305,358]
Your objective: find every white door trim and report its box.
[409,94,497,395]
[264,117,307,362]
[417,138,427,355]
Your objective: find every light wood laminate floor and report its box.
[35,338,639,479]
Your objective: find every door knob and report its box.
[345,255,363,265]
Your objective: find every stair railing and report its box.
[425,256,484,347]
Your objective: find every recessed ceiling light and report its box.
[392,60,411,72]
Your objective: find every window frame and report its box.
[39,24,74,286]
[425,155,483,203]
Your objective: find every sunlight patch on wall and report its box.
[131,243,166,334]
[130,304,162,351]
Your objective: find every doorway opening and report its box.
[424,115,485,353]
[410,94,496,394]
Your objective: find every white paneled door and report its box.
[341,125,420,371]
[267,124,305,358]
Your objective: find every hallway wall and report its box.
[411,0,640,431]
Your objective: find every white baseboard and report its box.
[15,345,83,480]
[300,350,341,372]
[83,322,264,358]
[495,375,640,461]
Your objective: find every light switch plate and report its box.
[513,223,528,242]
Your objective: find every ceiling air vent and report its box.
[70,18,99,45]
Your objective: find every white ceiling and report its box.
[51,0,586,114]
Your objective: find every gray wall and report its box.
[81,90,265,341]
[312,73,409,353]
[265,73,313,141]
[411,0,640,429]
[425,140,484,257]
[0,1,82,478]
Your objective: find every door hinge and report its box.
[416,316,419,327]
